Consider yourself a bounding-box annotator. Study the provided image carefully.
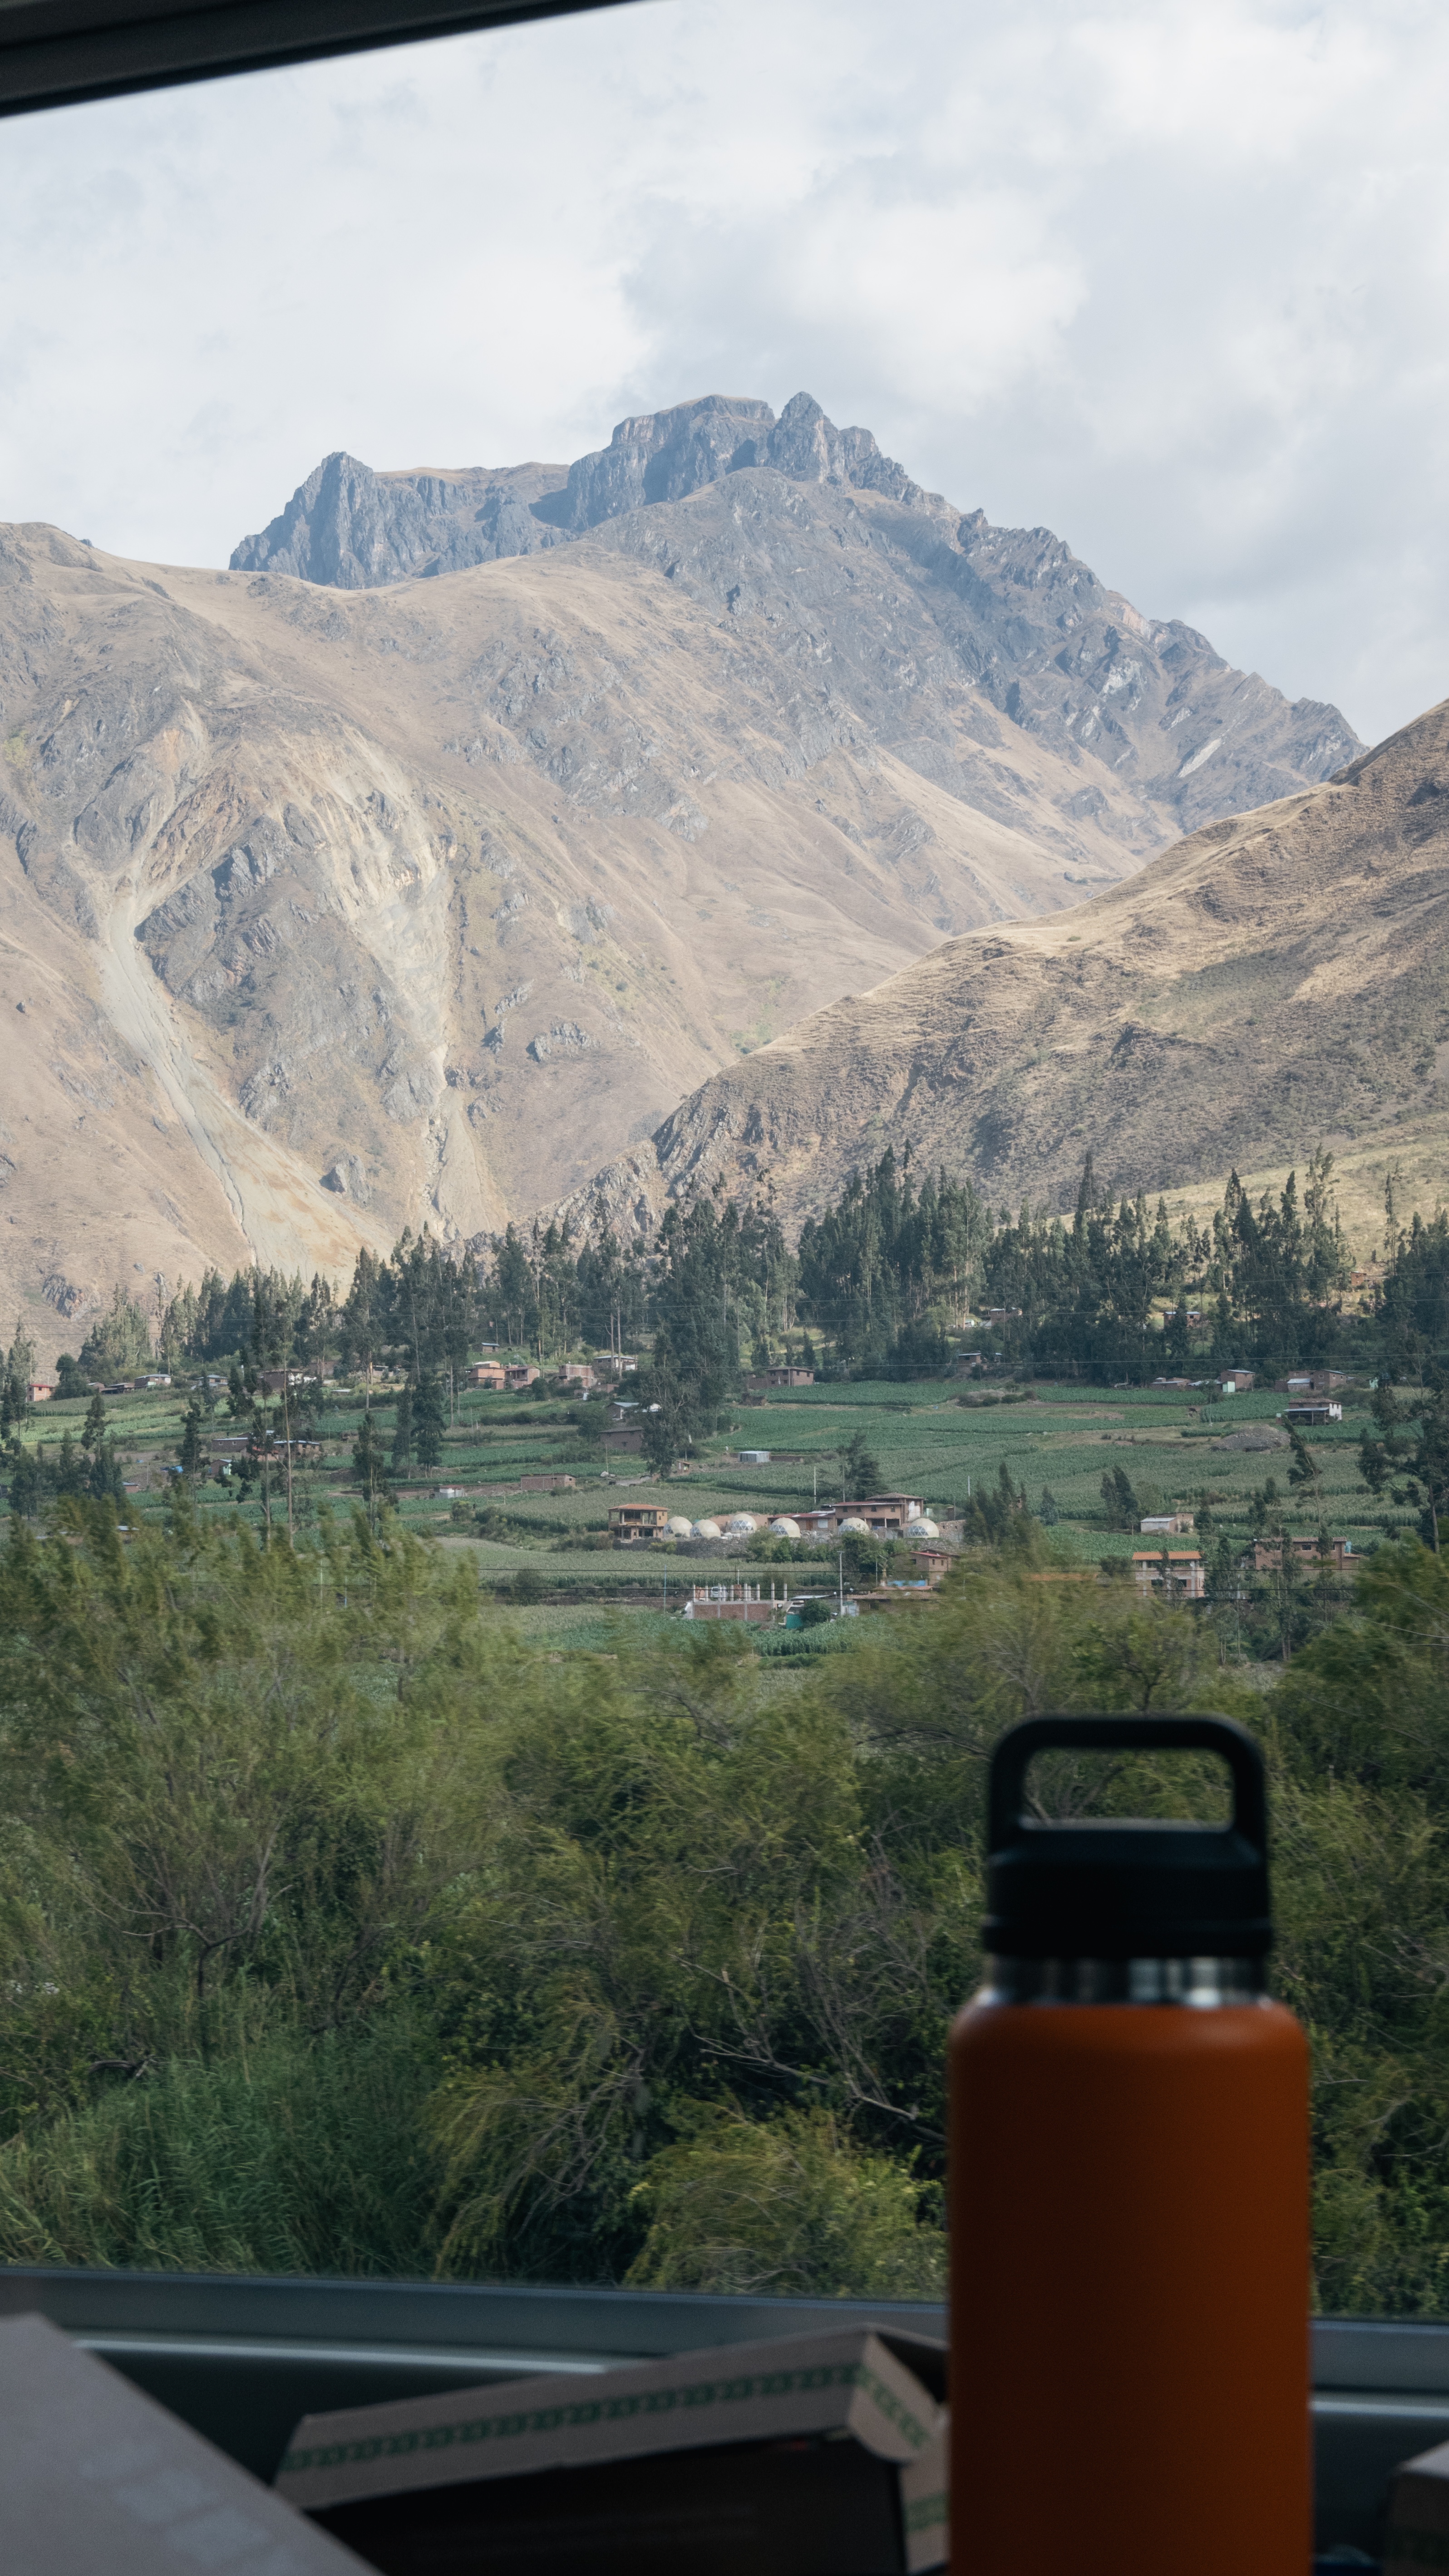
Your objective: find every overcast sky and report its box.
[1,0,1446,744]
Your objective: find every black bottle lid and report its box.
[982,1715,1273,1960]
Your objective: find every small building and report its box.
[1217,1369,1256,1394]
[910,1547,955,1588]
[1132,1550,1206,1599]
[593,1354,639,1377]
[1277,1371,1350,1395]
[258,1369,321,1394]
[738,1448,771,1465]
[28,1382,54,1402]
[1250,1535,1357,1573]
[1141,1513,1195,1536]
[469,1363,507,1389]
[504,1365,540,1390]
[847,1493,927,1534]
[609,1502,669,1547]
[1151,1378,1195,1391]
[853,1586,939,1613]
[604,1427,645,1455]
[519,1474,577,1493]
[743,1367,816,1390]
[557,1363,597,1391]
[1285,1403,1342,1427]
[684,1582,778,1624]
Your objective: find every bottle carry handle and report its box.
[987,1715,1268,1864]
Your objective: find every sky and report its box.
[1,0,1448,744]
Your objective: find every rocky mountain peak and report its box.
[231,392,927,581]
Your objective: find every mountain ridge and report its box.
[557,699,1449,1243]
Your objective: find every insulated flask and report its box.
[949,1715,1310,2576]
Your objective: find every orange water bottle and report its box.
[949,1714,1310,2576]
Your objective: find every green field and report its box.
[5,1371,1404,1636]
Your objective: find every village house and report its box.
[1140,1513,1195,1536]
[1249,1535,1358,1574]
[608,1502,669,1546]
[27,1382,54,1403]
[742,1366,816,1391]
[1276,1370,1350,1395]
[593,1354,639,1377]
[557,1362,597,1390]
[469,1362,507,1389]
[851,1493,928,1533]
[1132,1550,1206,1599]
[1217,1369,1256,1394]
[910,1547,955,1587]
[795,1494,929,1540]
[504,1365,539,1390]
[1285,1402,1342,1427]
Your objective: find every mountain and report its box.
[565,698,1449,1242]
[235,392,1356,858]
[0,394,1359,1360]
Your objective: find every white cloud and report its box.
[1,0,1448,739]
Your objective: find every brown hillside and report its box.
[567,701,1449,1238]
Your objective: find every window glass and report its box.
[1,0,1446,2324]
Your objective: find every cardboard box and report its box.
[1384,2433,1449,2571]
[276,2325,948,2576]
[0,2310,367,2576]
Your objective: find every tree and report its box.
[78,1286,152,1380]
[88,1440,124,1505]
[391,1384,414,1471]
[177,1404,206,1482]
[1359,1375,1449,1552]
[1039,1487,1060,1526]
[1099,1464,1139,1529]
[841,1432,884,1499]
[6,1446,40,1518]
[352,1412,387,1512]
[81,1391,108,1453]
[967,1460,1038,1549]
[54,1354,88,1398]
[414,1375,446,1472]
[641,1355,695,1475]
[53,1434,87,1499]
[1286,1428,1322,1502]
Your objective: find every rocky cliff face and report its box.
[563,698,1449,1239]
[231,455,569,586]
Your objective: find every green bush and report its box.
[3,1503,1449,2311]
[626,2106,943,2297]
